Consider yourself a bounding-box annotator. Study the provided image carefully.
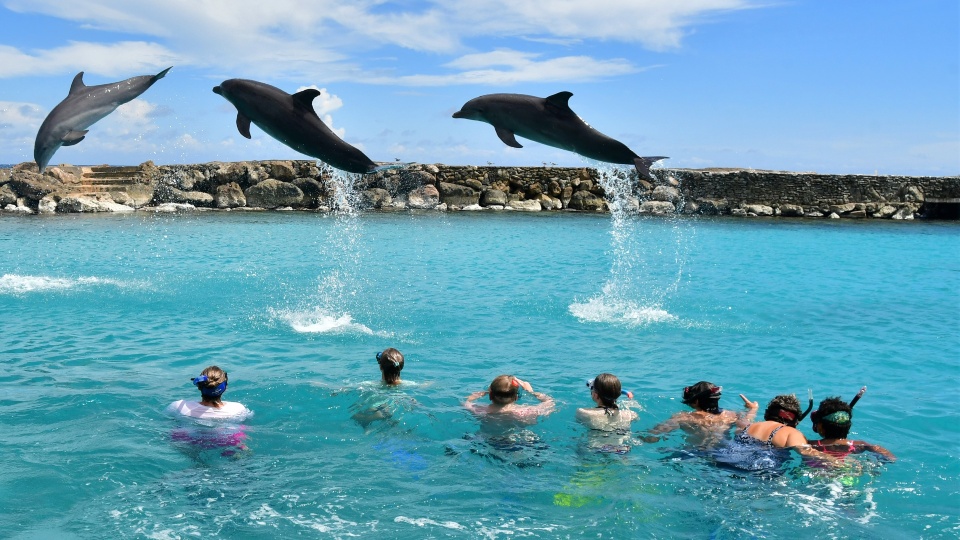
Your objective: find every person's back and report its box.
[808,395,896,462]
[465,375,554,426]
[166,365,252,421]
[647,382,756,449]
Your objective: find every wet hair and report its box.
[377,348,404,385]
[682,381,722,414]
[812,396,853,439]
[591,373,622,411]
[763,394,802,427]
[195,365,228,402]
[489,375,519,405]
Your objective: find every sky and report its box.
[0,0,957,176]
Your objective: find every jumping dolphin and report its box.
[453,92,667,179]
[214,79,396,175]
[34,67,172,171]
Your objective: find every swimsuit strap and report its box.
[767,424,785,443]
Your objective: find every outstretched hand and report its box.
[740,394,758,410]
[514,378,534,393]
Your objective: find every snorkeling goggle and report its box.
[375,351,401,368]
[191,374,228,398]
[682,385,721,405]
[585,379,634,400]
[810,386,865,426]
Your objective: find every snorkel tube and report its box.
[797,388,814,422]
[849,386,867,409]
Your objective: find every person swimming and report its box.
[166,365,252,420]
[351,348,412,428]
[575,373,637,454]
[712,394,836,472]
[464,375,555,424]
[377,347,404,386]
[808,390,896,462]
[646,381,757,449]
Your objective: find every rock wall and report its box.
[1,160,957,220]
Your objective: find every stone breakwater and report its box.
[0,160,957,220]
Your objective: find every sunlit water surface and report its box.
[1,201,957,539]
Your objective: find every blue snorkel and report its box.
[191,374,228,398]
[585,379,633,400]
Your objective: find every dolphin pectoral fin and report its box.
[61,130,89,146]
[69,72,87,95]
[544,91,574,112]
[236,113,252,139]
[495,127,523,148]
[633,156,668,180]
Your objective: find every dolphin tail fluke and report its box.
[370,162,417,174]
[633,156,668,180]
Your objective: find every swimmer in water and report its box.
[167,365,252,420]
[464,375,555,424]
[575,373,637,454]
[809,394,896,462]
[645,381,757,449]
[351,348,409,427]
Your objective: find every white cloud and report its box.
[2,0,757,82]
[0,42,180,78]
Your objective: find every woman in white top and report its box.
[167,365,252,420]
[575,373,637,453]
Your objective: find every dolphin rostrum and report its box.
[34,67,172,171]
[453,91,667,179]
[214,79,398,175]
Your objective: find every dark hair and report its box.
[812,396,852,439]
[592,373,622,410]
[489,375,519,405]
[377,348,404,385]
[763,394,802,427]
[682,381,721,414]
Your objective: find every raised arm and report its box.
[736,394,759,429]
[516,378,555,416]
[464,390,487,413]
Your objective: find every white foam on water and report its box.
[569,295,676,326]
[271,307,390,336]
[0,273,146,295]
[394,516,465,530]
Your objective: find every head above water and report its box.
[192,365,228,401]
[376,348,404,385]
[588,373,630,409]
[811,396,853,439]
[682,381,722,414]
[763,394,802,427]
[489,375,521,405]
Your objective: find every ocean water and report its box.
[1,201,958,538]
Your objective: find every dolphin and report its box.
[453,91,667,179]
[34,67,172,171]
[213,78,396,175]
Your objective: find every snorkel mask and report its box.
[682,384,722,405]
[585,378,634,400]
[191,374,228,398]
[810,386,864,426]
[375,351,401,368]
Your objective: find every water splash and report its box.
[0,273,147,295]
[569,163,692,326]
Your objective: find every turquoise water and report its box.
[1,206,958,538]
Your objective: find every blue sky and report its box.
[0,0,957,175]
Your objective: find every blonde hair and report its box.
[196,365,228,401]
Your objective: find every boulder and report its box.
[743,204,774,216]
[7,171,62,203]
[651,185,680,204]
[407,185,440,209]
[696,198,730,215]
[829,203,857,215]
[507,199,542,211]
[891,205,915,220]
[57,195,134,213]
[3,203,32,214]
[264,161,296,182]
[639,201,675,215]
[876,205,897,218]
[293,178,324,207]
[0,184,16,206]
[361,188,392,209]
[480,188,507,207]
[539,195,563,211]
[163,187,215,207]
[437,182,479,206]
[38,195,58,214]
[150,203,197,212]
[780,204,804,217]
[567,190,605,212]
[900,185,924,203]
[215,182,246,209]
[244,179,304,208]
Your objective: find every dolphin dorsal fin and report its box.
[544,91,573,112]
[69,72,87,95]
[292,88,321,110]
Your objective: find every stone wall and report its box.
[1,160,957,220]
